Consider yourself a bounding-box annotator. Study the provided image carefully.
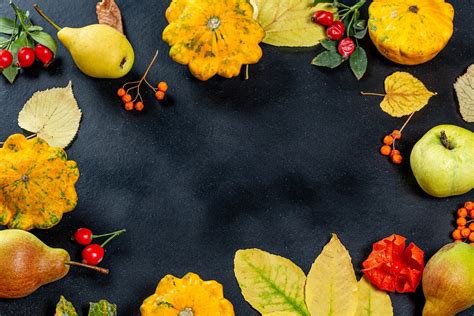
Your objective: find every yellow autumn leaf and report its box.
[356,277,394,316]
[362,72,437,117]
[454,64,474,123]
[234,249,310,316]
[18,82,82,148]
[305,234,358,316]
[250,0,331,47]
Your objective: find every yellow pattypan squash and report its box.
[0,134,79,230]
[163,0,265,81]
[140,272,235,316]
[368,0,454,65]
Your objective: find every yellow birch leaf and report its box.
[454,64,474,123]
[250,0,331,47]
[234,249,310,316]
[362,72,437,117]
[355,277,394,316]
[305,234,358,316]
[18,82,82,148]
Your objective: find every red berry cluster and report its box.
[452,202,474,246]
[379,129,403,164]
[0,44,53,70]
[74,228,126,266]
[312,11,355,59]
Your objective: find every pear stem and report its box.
[65,261,109,275]
[33,4,62,31]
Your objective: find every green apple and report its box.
[410,125,474,198]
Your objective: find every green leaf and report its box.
[354,27,367,39]
[0,18,17,34]
[234,249,310,316]
[55,296,78,316]
[321,39,337,51]
[354,19,367,30]
[29,31,57,54]
[312,50,344,69]
[1,32,27,83]
[27,25,43,32]
[2,65,19,84]
[349,47,368,80]
[88,300,117,316]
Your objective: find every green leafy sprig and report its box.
[1,1,57,83]
[312,0,368,80]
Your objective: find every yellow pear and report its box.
[34,5,134,79]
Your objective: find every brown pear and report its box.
[0,229,70,298]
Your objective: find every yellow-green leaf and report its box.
[55,296,78,316]
[305,234,358,316]
[355,277,394,316]
[234,249,310,316]
[250,0,331,47]
[88,299,117,316]
[18,81,82,148]
[362,72,437,117]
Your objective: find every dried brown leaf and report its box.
[454,64,474,122]
[96,0,123,34]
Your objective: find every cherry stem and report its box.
[360,92,386,97]
[33,4,62,31]
[92,229,127,239]
[100,229,126,248]
[65,261,109,275]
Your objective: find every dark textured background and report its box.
[0,0,473,315]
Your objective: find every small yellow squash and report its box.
[163,0,265,81]
[0,134,79,230]
[368,0,454,65]
[140,272,234,316]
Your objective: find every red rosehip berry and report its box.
[311,10,334,26]
[17,47,35,68]
[326,21,345,41]
[0,49,13,69]
[338,38,355,58]
[82,244,105,266]
[35,44,54,66]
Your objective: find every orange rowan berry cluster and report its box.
[379,129,403,164]
[452,201,474,246]
[379,112,416,165]
[116,50,168,112]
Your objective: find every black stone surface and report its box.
[0,0,473,315]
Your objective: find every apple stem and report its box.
[440,130,453,150]
[65,261,109,275]
[33,4,62,31]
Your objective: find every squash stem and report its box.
[65,261,109,275]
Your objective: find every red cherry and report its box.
[311,10,334,26]
[338,38,355,58]
[74,228,93,245]
[0,49,13,69]
[82,244,105,266]
[17,47,35,68]
[326,21,345,41]
[35,44,54,66]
